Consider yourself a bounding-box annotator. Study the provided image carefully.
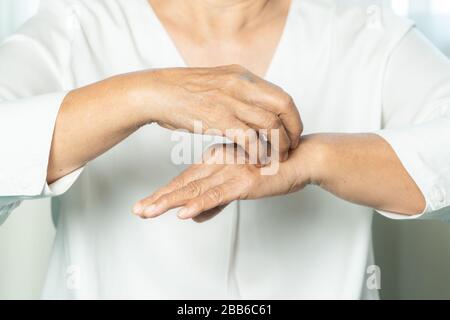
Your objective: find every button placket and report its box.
[366,5,383,30]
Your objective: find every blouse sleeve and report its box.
[0,0,84,225]
[375,27,450,221]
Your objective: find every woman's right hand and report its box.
[127,65,303,161]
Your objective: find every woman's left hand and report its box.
[133,132,426,221]
[133,141,316,222]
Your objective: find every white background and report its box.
[0,0,450,299]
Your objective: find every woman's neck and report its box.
[149,0,284,36]
[147,0,292,76]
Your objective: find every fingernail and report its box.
[133,203,144,216]
[143,204,159,217]
[178,207,194,219]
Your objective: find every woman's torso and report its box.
[42,0,412,299]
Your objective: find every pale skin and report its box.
[47,0,425,217]
[135,135,424,222]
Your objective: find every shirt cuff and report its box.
[43,167,84,197]
[375,208,428,220]
[374,114,450,220]
[0,167,84,226]
[0,92,68,197]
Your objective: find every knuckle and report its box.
[231,174,252,199]
[264,114,281,129]
[278,94,294,111]
[290,119,303,139]
[225,65,251,84]
[169,178,185,191]
[156,196,169,209]
[224,73,239,87]
[206,187,223,204]
[229,64,246,73]
[201,91,222,110]
[185,181,202,196]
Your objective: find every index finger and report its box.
[238,79,303,149]
[133,163,218,216]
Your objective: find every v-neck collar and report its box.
[137,0,298,80]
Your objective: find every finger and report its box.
[141,143,230,207]
[224,121,268,165]
[218,65,301,151]
[133,164,219,216]
[156,164,217,196]
[234,101,290,160]
[237,81,303,149]
[140,174,225,219]
[279,105,303,150]
[177,181,243,220]
[192,205,228,223]
[262,94,302,150]
[156,121,178,131]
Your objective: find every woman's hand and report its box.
[133,133,426,221]
[129,65,303,160]
[47,64,301,183]
[133,140,317,222]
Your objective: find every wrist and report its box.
[111,70,164,126]
[288,134,330,188]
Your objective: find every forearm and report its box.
[294,133,426,216]
[47,74,155,183]
[47,65,303,183]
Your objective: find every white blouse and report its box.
[1,0,450,299]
